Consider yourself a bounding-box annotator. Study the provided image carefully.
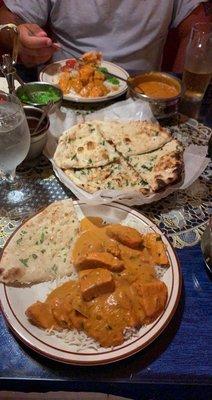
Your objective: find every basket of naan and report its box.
[52,119,184,204]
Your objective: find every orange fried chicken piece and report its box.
[132,280,168,319]
[79,268,115,301]
[74,252,124,272]
[81,51,102,65]
[79,64,94,84]
[106,224,144,249]
[26,301,56,329]
[143,233,169,266]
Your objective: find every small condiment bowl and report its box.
[129,72,181,120]
[23,105,50,160]
[16,82,63,110]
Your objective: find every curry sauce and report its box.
[136,81,179,99]
[26,217,169,348]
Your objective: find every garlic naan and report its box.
[54,121,119,169]
[99,120,172,156]
[65,158,142,193]
[128,139,183,192]
[0,200,79,285]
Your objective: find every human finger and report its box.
[19,44,57,58]
[19,24,52,49]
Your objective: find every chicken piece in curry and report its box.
[26,217,169,348]
[58,50,118,98]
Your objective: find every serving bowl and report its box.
[129,72,181,120]
[23,105,50,160]
[16,82,63,110]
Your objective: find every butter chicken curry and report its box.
[135,81,179,99]
[26,217,169,348]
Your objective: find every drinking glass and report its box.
[182,22,212,101]
[0,91,31,216]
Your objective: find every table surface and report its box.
[0,79,211,400]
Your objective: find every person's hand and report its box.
[18,23,58,67]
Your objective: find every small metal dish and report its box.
[23,105,50,160]
[129,72,181,120]
[16,81,63,110]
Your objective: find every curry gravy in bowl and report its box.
[136,81,179,99]
[129,72,181,119]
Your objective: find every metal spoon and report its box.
[32,101,53,136]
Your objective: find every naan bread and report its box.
[65,158,142,193]
[54,121,119,169]
[128,139,183,192]
[0,200,79,285]
[53,120,183,195]
[98,120,172,156]
[64,164,112,193]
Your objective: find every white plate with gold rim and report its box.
[0,201,181,365]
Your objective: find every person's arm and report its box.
[0,4,23,51]
[0,4,57,66]
[163,3,212,72]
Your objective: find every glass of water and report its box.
[0,91,31,216]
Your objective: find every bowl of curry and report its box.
[129,72,181,120]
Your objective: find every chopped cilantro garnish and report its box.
[52,264,58,273]
[40,231,45,244]
[19,258,29,268]
[141,164,153,171]
[106,76,119,85]
[98,67,108,74]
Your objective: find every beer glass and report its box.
[0,91,31,215]
[182,22,212,101]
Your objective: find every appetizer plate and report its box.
[39,60,129,103]
[0,201,181,365]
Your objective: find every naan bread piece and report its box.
[54,121,119,169]
[65,158,146,194]
[64,164,112,193]
[98,120,172,156]
[128,139,183,192]
[0,200,79,285]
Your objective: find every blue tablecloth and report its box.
[1,244,211,400]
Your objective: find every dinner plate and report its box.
[0,201,181,365]
[39,60,129,103]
